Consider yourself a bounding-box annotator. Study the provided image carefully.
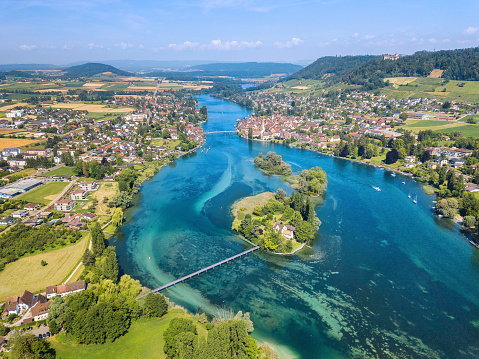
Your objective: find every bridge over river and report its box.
[137,246,260,299]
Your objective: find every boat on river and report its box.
[372,186,381,191]
[391,173,396,177]
[413,195,417,204]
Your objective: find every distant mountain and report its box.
[62,63,132,78]
[0,64,61,71]
[286,55,378,82]
[146,62,302,79]
[189,62,302,78]
[344,47,479,86]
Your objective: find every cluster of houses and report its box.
[236,114,403,148]
[2,280,86,323]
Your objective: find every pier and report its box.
[137,246,260,299]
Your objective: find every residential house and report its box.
[31,301,52,322]
[0,217,14,226]
[24,202,40,211]
[70,189,88,201]
[54,199,76,211]
[78,181,98,191]
[273,222,296,240]
[12,209,28,218]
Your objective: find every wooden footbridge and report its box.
[137,246,260,299]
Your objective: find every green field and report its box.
[49,310,208,359]
[405,120,455,128]
[434,124,479,137]
[39,166,76,177]
[18,181,70,204]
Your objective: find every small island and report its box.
[231,166,327,254]
[254,151,292,175]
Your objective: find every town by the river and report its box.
[112,94,479,359]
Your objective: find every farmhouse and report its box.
[31,301,52,321]
[46,280,86,299]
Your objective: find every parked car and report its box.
[38,335,42,340]
[42,333,46,338]
[46,332,50,337]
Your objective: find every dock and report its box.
[137,246,260,299]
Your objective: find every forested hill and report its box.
[344,47,479,87]
[0,70,33,79]
[286,55,378,82]
[62,63,132,78]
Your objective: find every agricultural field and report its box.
[434,124,479,137]
[0,138,39,151]
[49,310,208,359]
[398,119,468,133]
[47,102,133,113]
[0,233,89,299]
[18,181,70,204]
[380,77,479,102]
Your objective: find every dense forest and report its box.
[286,55,378,83]
[344,47,479,88]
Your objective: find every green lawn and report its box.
[39,166,76,177]
[49,310,208,359]
[18,181,70,204]
[434,124,479,137]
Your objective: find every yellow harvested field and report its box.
[0,138,38,151]
[428,69,444,78]
[0,234,89,299]
[0,102,31,110]
[35,88,68,93]
[48,103,133,113]
[115,94,141,99]
[183,85,213,90]
[126,86,157,90]
[83,83,105,88]
[0,129,22,135]
[292,86,310,90]
[121,77,152,81]
[385,77,418,85]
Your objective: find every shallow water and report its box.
[112,95,479,359]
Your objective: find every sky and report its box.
[1,0,479,65]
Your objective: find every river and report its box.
[112,94,479,359]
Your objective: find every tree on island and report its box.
[254,152,292,175]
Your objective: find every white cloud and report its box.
[138,44,144,49]
[115,42,134,50]
[168,40,262,51]
[87,42,103,49]
[168,41,199,51]
[464,26,479,35]
[209,39,262,50]
[273,37,304,49]
[352,33,359,38]
[63,44,73,50]
[363,35,376,40]
[19,44,36,51]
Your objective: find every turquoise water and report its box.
[112,95,479,359]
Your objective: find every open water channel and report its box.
[112,94,479,358]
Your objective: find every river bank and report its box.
[113,94,479,359]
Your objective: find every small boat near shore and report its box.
[470,240,479,249]
[413,195,417,204]
[391,173,396,177]
[372,186,381,192]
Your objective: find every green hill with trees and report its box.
[286,55,378,83]
[344,47,479,89]
[62,63,132,78]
